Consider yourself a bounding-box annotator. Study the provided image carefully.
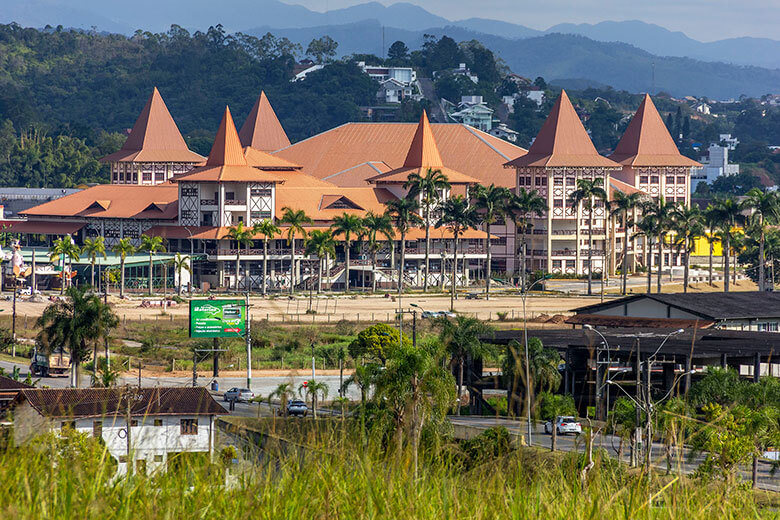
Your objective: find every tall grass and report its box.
[0,419,773,519]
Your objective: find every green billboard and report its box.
[189,299,247,338]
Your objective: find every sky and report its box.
[287,0,779,41]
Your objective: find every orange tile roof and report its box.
[403,111,443,168]
[238,91,291,152]
[174,107,286,183]
[322,162,392,187]
[609,178,644,197]
[20,184,179,220]
[273,122,526,188]
[101,88,204,164]
[273,171,336,188]
[505,90,620,169]
[368,166,479,185]
[609,94,702,168]
[275,186,397,220]
[244,146,301,170]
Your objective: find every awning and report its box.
[5,221,85,235]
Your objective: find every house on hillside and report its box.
[489,123,519,143]
[12,387,226,476]
[448,96,495,131]
[356,62,419,105]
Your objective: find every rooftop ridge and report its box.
[122,87,190,152]
[238,91,291,152]
[403,111,444,168]
[207,106,248,167]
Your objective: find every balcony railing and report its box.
[224,199,246,206]
[200,199,217,206]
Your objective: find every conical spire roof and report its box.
[609,94,701,167]
[238,91,291,151]
[402,111,444,168]
[101,87,204,163]
[207,107,249,167]
[505,90,619,168]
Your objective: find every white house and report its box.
[377,78,414,104]
[292,64,324,81]
[449,97,495,131]
[489,123,519,143]
[692,142,740,191]
[13,387,227,476]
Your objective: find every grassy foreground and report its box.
[1,420,776,519]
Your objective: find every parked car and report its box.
[18,287,41,296]
[544,416,582,435]
[466,293,482,300]
[421,310,456,319]
[286,399,308,417]
[224,387,254,402]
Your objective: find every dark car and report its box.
[286,399,308,417]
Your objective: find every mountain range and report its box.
[2,0,779,98]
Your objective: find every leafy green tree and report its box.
[305,230,336,294]
[348,323,408,364]
[172,253,191,295]
[331,213,365,293]
[744,188,780,291]
[362,211,394,293]
[253,219,281,297]
[306,36,338,64]
[642,196,676,293]
[689,367,745,407]
[539,392,577,451]
[81,236,106,289]
[708,196,745,292]
[342,363,383,405]
[139,235,166,296]
[568,178,608,295]
[470,184,510,300]
[609,396,643,466]
[269,382,295,416]
[503,338,562,419]
[506,188,546,289]
[671,205,704,293]
[436,195,477,311]
[655,397,692,475]
[609,191,644,294]
[387,40,409,62]
[279,207,313,294]
[299,379,328,419]
[111,239,135,299]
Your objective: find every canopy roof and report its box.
[238,91,291,152]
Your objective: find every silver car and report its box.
[286,400,308,417]
[224,387,254,402]
[544,416,582,435]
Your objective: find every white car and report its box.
[224,387,254,402]
[544,416,582,436]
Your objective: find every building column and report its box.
[720,353,728,369]
[546,170,553,273]
[754,352,761,383]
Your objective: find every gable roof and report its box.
[274,122,525,188]
[504,90,620,169]
[22,387,226,419]
[244,146,301,170]
[101,88,204,164]
[323,161,392,187]
[275,186,396,220]
[609,95,702,168]
[609,178,644,197]
[20,184,179,220]
[238,91,291,152]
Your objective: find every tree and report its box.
[470,184,510,300]
[387,40,409,62]
[404,168,451,292]
[253,219,281,297]
[671,205,704,293]
[539,392,577,452]
[81,237,106,289]
[386,197,422,296]
[363,211,395,293]
[306,36,338,64]
[227,221,255,292]
[299,379,328,419]
[280,207,313,295]
[744,188,780,291]
[506,188,546,289]
[609,396,642,466]
[568,178,608,295]
[111,239,135,299]
[709,196,745,292]
[436,315,493,415]
[642,196,676,293]
[634,215,659,293]
[609,191,644,294]
[331,213,366,293]
[655,397,692,474]
[342,363,383,405]
[49,236,80,294]
[139,235,166,296]
[171,253,191,296]
[703,205,720,286]
[269,382,295,417]
[305,230,336,294]
[503,338,562,419]
[36,285,118,388]
[436,195,477,311]
[348,322,408,364]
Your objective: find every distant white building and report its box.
[691,142,740,191]
[719,133,739,150]
[293,64,324,81]
[356,62,419,105]
[502,91,545,113]
[435,63,478,84]
[489,123,518,143]
[694,102,711,115]
[449,96,495,131]
[13,387,227,476]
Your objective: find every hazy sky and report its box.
[287,0,779,41]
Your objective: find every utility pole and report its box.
[192,350,197,388]
[212,337,219,377]
[125,390,133,476]
[245,295,252,389]
[412,310,417,348]
[137,361,141,387]
[645,358,652,472]
[104,270,110,371]
[635,338,641,467]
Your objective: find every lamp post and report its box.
[584,324,612,421]
[520,274,552,446]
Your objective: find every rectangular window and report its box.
[552,260,562,269]
[250,188,272,197]
[566,177,576,186]
[142,172,152,182]
[650,175,659,183]
[677,176,686,184]
[518,176,525,186]
[181,419,198,435]
[566,260,575,269]
[666,175,675,184]
[93,421,102,438]
[535,177,547,186]
[553,177,563,186]
[639,175,648,183]
[225,192,235,200]
[553,199,563,208]
[61,421,76,430]
[154,454,164,462]
[154,419,163,427]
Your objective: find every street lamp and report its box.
[521,273,552,446]
[584,324,612,420]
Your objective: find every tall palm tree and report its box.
[172,253,191,295]
[709,196,745,292]
[269,382,295,416]
[634,215,658,294]
[609,191,644,295]
[470,184,510,300]
[280,207,313,294]
[305,230,336,294]
[642,196,677,293]
[386,197,422,296]
[506,188,546,290]
[299,379,328,419]
[227,222,255,292]
[703,205,720,286]
[36,285,118,388]
[363,211,395,293]
[341,363,383,405]
[436,315,493,415]
[672,205,704,293]
[49,236,81,294]
[744,188,780,291]
[331,213,366,293]
[81,236,106,289]
[404,168,451,292]
[253,219,281,297]
[139,235,166,296]
[111,239,135,298]
[437,195,477,311]
[568,178,608,296]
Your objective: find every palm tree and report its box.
[609,191,644,295]
[568,178,608,296]
[671,205,703,293]
[279,207,313,294]
[139,235,166,296]
[470,184,510,300]
[49,236,81,294]
[744,188,780,291]
[642,196,678,293]
[268,382,295,416]
[81,237,106,289]
[172,253,191,295]
[437,195,477,311]
[226,222,255,292]
[362,211,395,293]
[341,363,383,405]
[331,213,366,293]
[253,219,281,297]
[386,197,422,296]
[506,188,546,290]
[404,168,451,292]
[709,196,745,292]
[36,285,118,387]
[305,230,336,294]
[111,239,135,298]
[299,379,329,419]
[503,338,562,419]
[634,215,659,294]
[436,315,493,415]
[703,205,720,286]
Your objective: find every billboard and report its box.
[189,299,247,338]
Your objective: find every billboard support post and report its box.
[245,293,252,390]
